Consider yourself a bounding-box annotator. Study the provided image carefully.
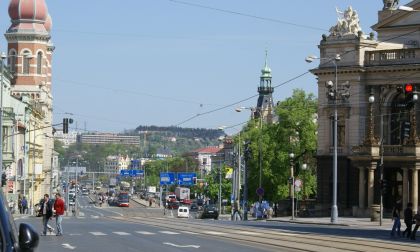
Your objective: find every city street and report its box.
[14,194,420,252]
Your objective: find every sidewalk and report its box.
[266,216,393,229]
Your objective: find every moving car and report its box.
[189,203,199,212]
[68,193,76,206]
[0,189,39,251]
[201,204,219,219]
[177,206,189,218]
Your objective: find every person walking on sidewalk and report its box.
[390,203,401,238]
[410,211,420,240]
[54,193,65,236]
[39,194,53,236]
[21,197,27,214]
[402,202,413,238]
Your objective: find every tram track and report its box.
[109,215,420,252]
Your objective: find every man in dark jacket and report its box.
[402,202,413,238]
[39,194,53,236]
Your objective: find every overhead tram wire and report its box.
[174,28,420,127]
[167,0,328,32]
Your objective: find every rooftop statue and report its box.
[329,6,362,37]
[383,0,399,10]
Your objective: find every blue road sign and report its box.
[120,170,130,176]
[130,170,144,177]
[177,173,197,186]
[130,159,140,169]
[160,172,175,185]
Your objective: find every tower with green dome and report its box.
[255,51,276,124]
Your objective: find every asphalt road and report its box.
[14,193,420,252]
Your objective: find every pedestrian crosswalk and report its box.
[86,230,182,236]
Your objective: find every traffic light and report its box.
[401,121,411,142]
[62,118,73,134]
[63,118,69,134]
[404,84,417,109]
[380,179,389,195]
[1,173,6,187]
[325,81,336,100]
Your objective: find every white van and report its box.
[177,206,189,218]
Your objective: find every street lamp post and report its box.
[289,153,295,220]
[306,54,341,224]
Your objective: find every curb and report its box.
[266,218,350,226]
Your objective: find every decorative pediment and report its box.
[372,1,420,31]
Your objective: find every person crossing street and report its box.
[39,194,53,236]
[54,193,65,236]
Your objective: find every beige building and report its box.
[312,1,420,217]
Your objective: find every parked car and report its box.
[177,206,189,218]
[201,204,219,219]
[0,189,39,251]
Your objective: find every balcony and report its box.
[352,144,420,157]
[365,49,420,66]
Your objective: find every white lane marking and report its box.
[90,232,107,236]
[182,231,199,235]
[163,242,200,248]
[62,243,76,250]
[68,233,82,236]
[159,231,180,235]
[91,215,99,219]
[203,231,226,235]
[135,231,155,235]
[113,232,131,236]
[234,231,263,235]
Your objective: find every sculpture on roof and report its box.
[383,0,399,10]
[329,6,362,37]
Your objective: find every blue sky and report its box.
[0,0,412,134]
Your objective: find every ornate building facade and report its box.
[312,1,420,217]
[0,0,55,209]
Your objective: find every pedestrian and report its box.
[410,211,420,240]
[390,203,401,238]
[54,193,65,236]
[39,194,53,236]
[18,197,22,214]
[21,197,28,214]
[402,202,413,239]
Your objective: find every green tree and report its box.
[241,89,317,202]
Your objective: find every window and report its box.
[331,116,345,147]
[8,51,16,73]
[37,52,43,74]
[23,50,30,74]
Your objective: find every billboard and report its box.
[160,172,175,185]
[177,173,196,186]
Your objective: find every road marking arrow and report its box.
[62,243,76,250]
[163,242,200,248]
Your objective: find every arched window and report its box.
[23,50,30,74]
[8,51,17,73]
[37,51,43,74]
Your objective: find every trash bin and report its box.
[370,204,380,222]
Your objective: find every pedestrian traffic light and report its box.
[325,81,336,100]
[1,173,6,187]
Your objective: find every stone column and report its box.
[403,168,409,217]
[358,167,366,209]
[368,166,375,208]
[412,167,419,214]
